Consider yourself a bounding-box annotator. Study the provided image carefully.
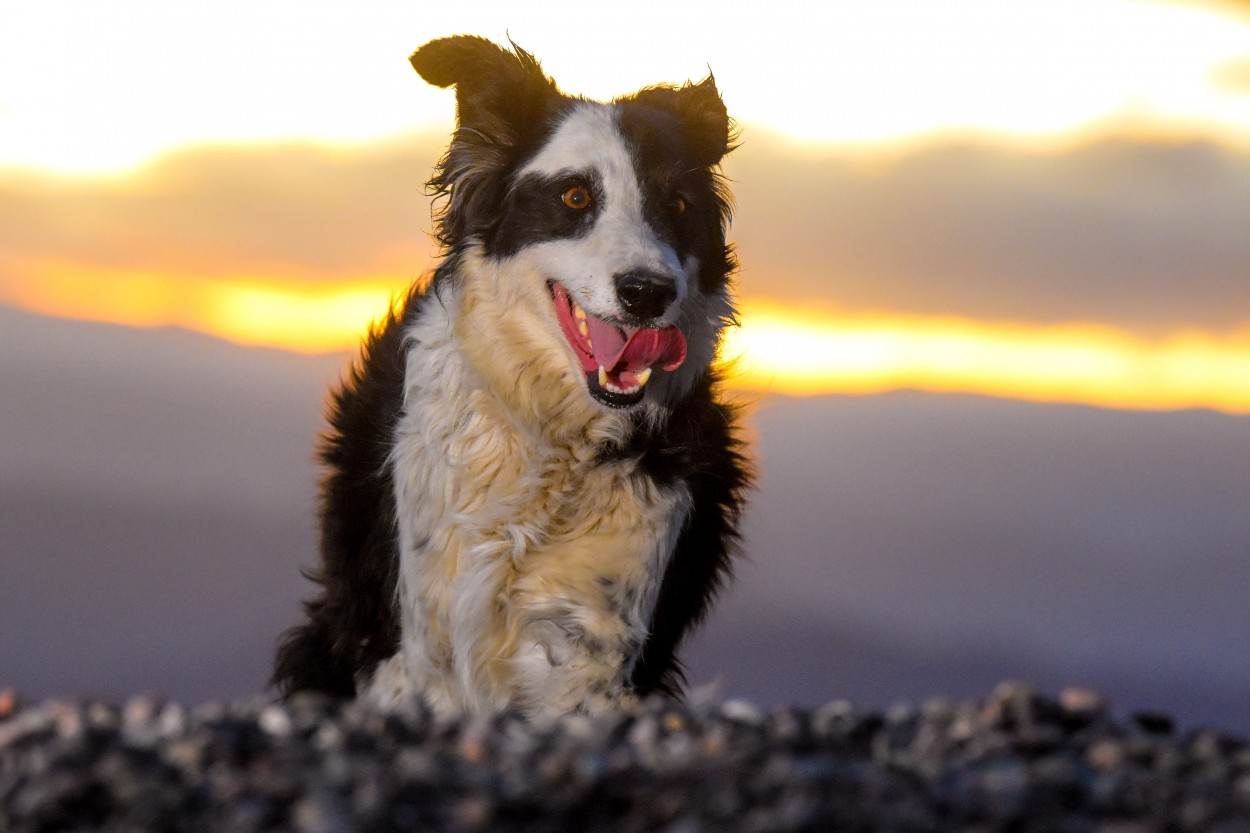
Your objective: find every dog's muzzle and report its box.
[551,282,687,409]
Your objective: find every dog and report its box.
[272,35,749,716]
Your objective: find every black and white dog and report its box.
[273,36,749,716]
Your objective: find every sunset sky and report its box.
[4,0,1250,412]
[6,0,1250,728]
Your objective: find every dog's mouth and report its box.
[551,282,687,409]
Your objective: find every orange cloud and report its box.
[728,134,1250,336]
[0,139,439,280]
[5,134,1250,335]
[6,133,1250,415]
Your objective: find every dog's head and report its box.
[412,36,735,412]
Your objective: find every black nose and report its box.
[614,271,677,321]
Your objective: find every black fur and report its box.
[618,371,751,696]
[413,36,569,255]
[490,171,603,258]
[271,290,417,696]
[617,85,737,295]
[272,36,750,704]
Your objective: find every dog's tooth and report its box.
[635,367,652,388]
[578,306,593,348]
[598,366,609,389]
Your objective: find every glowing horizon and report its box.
[724,303,1250,414]
[4,271,1249,416]
[2,260,401,355]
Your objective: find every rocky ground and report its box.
[2,683,1249,832]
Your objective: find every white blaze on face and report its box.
[516,102,687,322]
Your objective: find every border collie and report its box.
[272,35,749,716]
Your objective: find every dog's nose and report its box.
[614,271,678,321]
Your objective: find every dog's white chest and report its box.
[361,299,690,715]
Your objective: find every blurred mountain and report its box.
[0,306,340,698]
[689,390,1250,732]
[2,306,1247,732]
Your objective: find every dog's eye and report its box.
[672,195,687,216]
[562,186,592,210]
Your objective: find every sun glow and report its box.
[3,260,400,354]
[5,270,1250,415]
[4,0,1250,174]
[724,302,1250,413]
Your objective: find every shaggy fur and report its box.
[272,36,749,716]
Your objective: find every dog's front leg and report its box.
[501,475,690,715]
[509,609,645,715]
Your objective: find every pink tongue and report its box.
[585,316,687,375]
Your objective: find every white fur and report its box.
[517,103,687,324]
[361,254,692,716]
[357,101,731,717]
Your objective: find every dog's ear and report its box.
[412,37,562,251]
[628,75,733,168]
[411,36,558,137]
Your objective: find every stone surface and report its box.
[2,684,1248,832]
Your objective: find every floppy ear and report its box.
[629,75,733,168]
[410,37,563,251]
[410,36,559,137]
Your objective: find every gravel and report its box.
[3,682,1249,832]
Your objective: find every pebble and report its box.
[0,685,1247,832]
[720,698,763,725]
[0,690,19,720]
[1059,686,1109,716]
[258,704,294,738]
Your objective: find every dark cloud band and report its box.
[3,133,1248,335]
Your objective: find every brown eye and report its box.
[562,185,591,210]
[673,195,687,215]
